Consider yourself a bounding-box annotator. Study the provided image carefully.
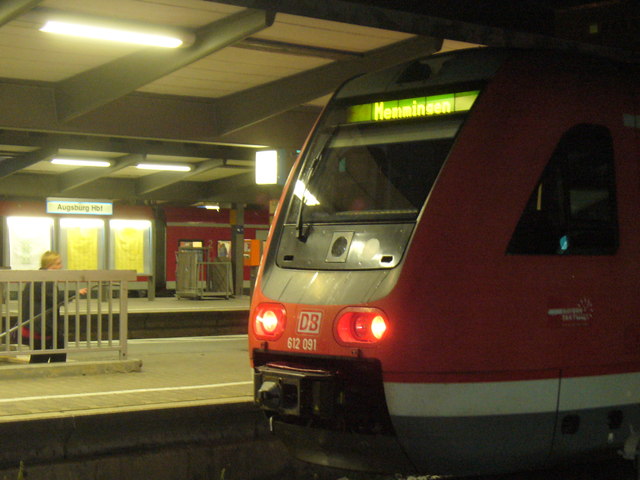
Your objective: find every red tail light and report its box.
[335,308,389,345]
[253,303,286,340]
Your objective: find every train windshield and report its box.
[286,90,478,225]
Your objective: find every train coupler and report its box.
[254,364,337,418]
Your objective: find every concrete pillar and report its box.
[152,206,166,300]
[230,205,245,297]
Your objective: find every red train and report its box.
[249,47,640,476]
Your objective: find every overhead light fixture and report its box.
[255,150,277,185]
[194,202,221,211]
[40,19,194,49]
[51,158,111,168]
[256,149,288,185]
[136,163,192,172]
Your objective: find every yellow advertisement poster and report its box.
[114,227,144,273]
[66,227,98,269]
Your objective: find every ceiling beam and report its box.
[211,0,539,42]
[213,0,636,59]
[0,146,57,179]
[0,80,317,148]
[201,171,256,200]
[200,171,282,204]
[236,37,360,61]
[0,170,271,205]
[55,8,275,123]
[0,130,256,160]
[0,173,138,200]
[0,0,42,26]
[136,159,225,195]
[218,0,553,36]
[57,153,144,192]
[212,35,442,135]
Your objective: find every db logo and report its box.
[297,311,322,335]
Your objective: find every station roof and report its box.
[0,0,636,209]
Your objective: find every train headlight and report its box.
[335,308,389,345]
[253,303,286,340]
[370,315,387,340]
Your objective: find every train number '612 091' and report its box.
[287,337,317,351]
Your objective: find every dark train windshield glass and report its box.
[285,92,476,225]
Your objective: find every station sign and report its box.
[46,197,113,215]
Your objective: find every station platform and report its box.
[0,334,314,480]
[0,296,253,422]
[0,334,254,422]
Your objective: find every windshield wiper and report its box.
[296,153,322,242]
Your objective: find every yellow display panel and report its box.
[66,227,99,269]
[110,220,151,274]
[60,218,104,270]
[114,227,144,273]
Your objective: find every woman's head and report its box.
[40,251,62,270]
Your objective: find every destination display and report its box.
[347,90,479,123]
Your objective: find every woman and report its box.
[20,251,85,363]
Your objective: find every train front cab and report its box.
[250,47,640,476]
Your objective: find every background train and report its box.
[249,47,640,476]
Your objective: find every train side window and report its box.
[507,124,618,255]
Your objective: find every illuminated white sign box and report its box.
[255,149,287,185]
[46,197,113,215]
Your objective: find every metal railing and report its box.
[0,269,137,361]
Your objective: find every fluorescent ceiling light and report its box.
[51,158,111,167]
[40,19,191,48]
[136,163,191,172]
